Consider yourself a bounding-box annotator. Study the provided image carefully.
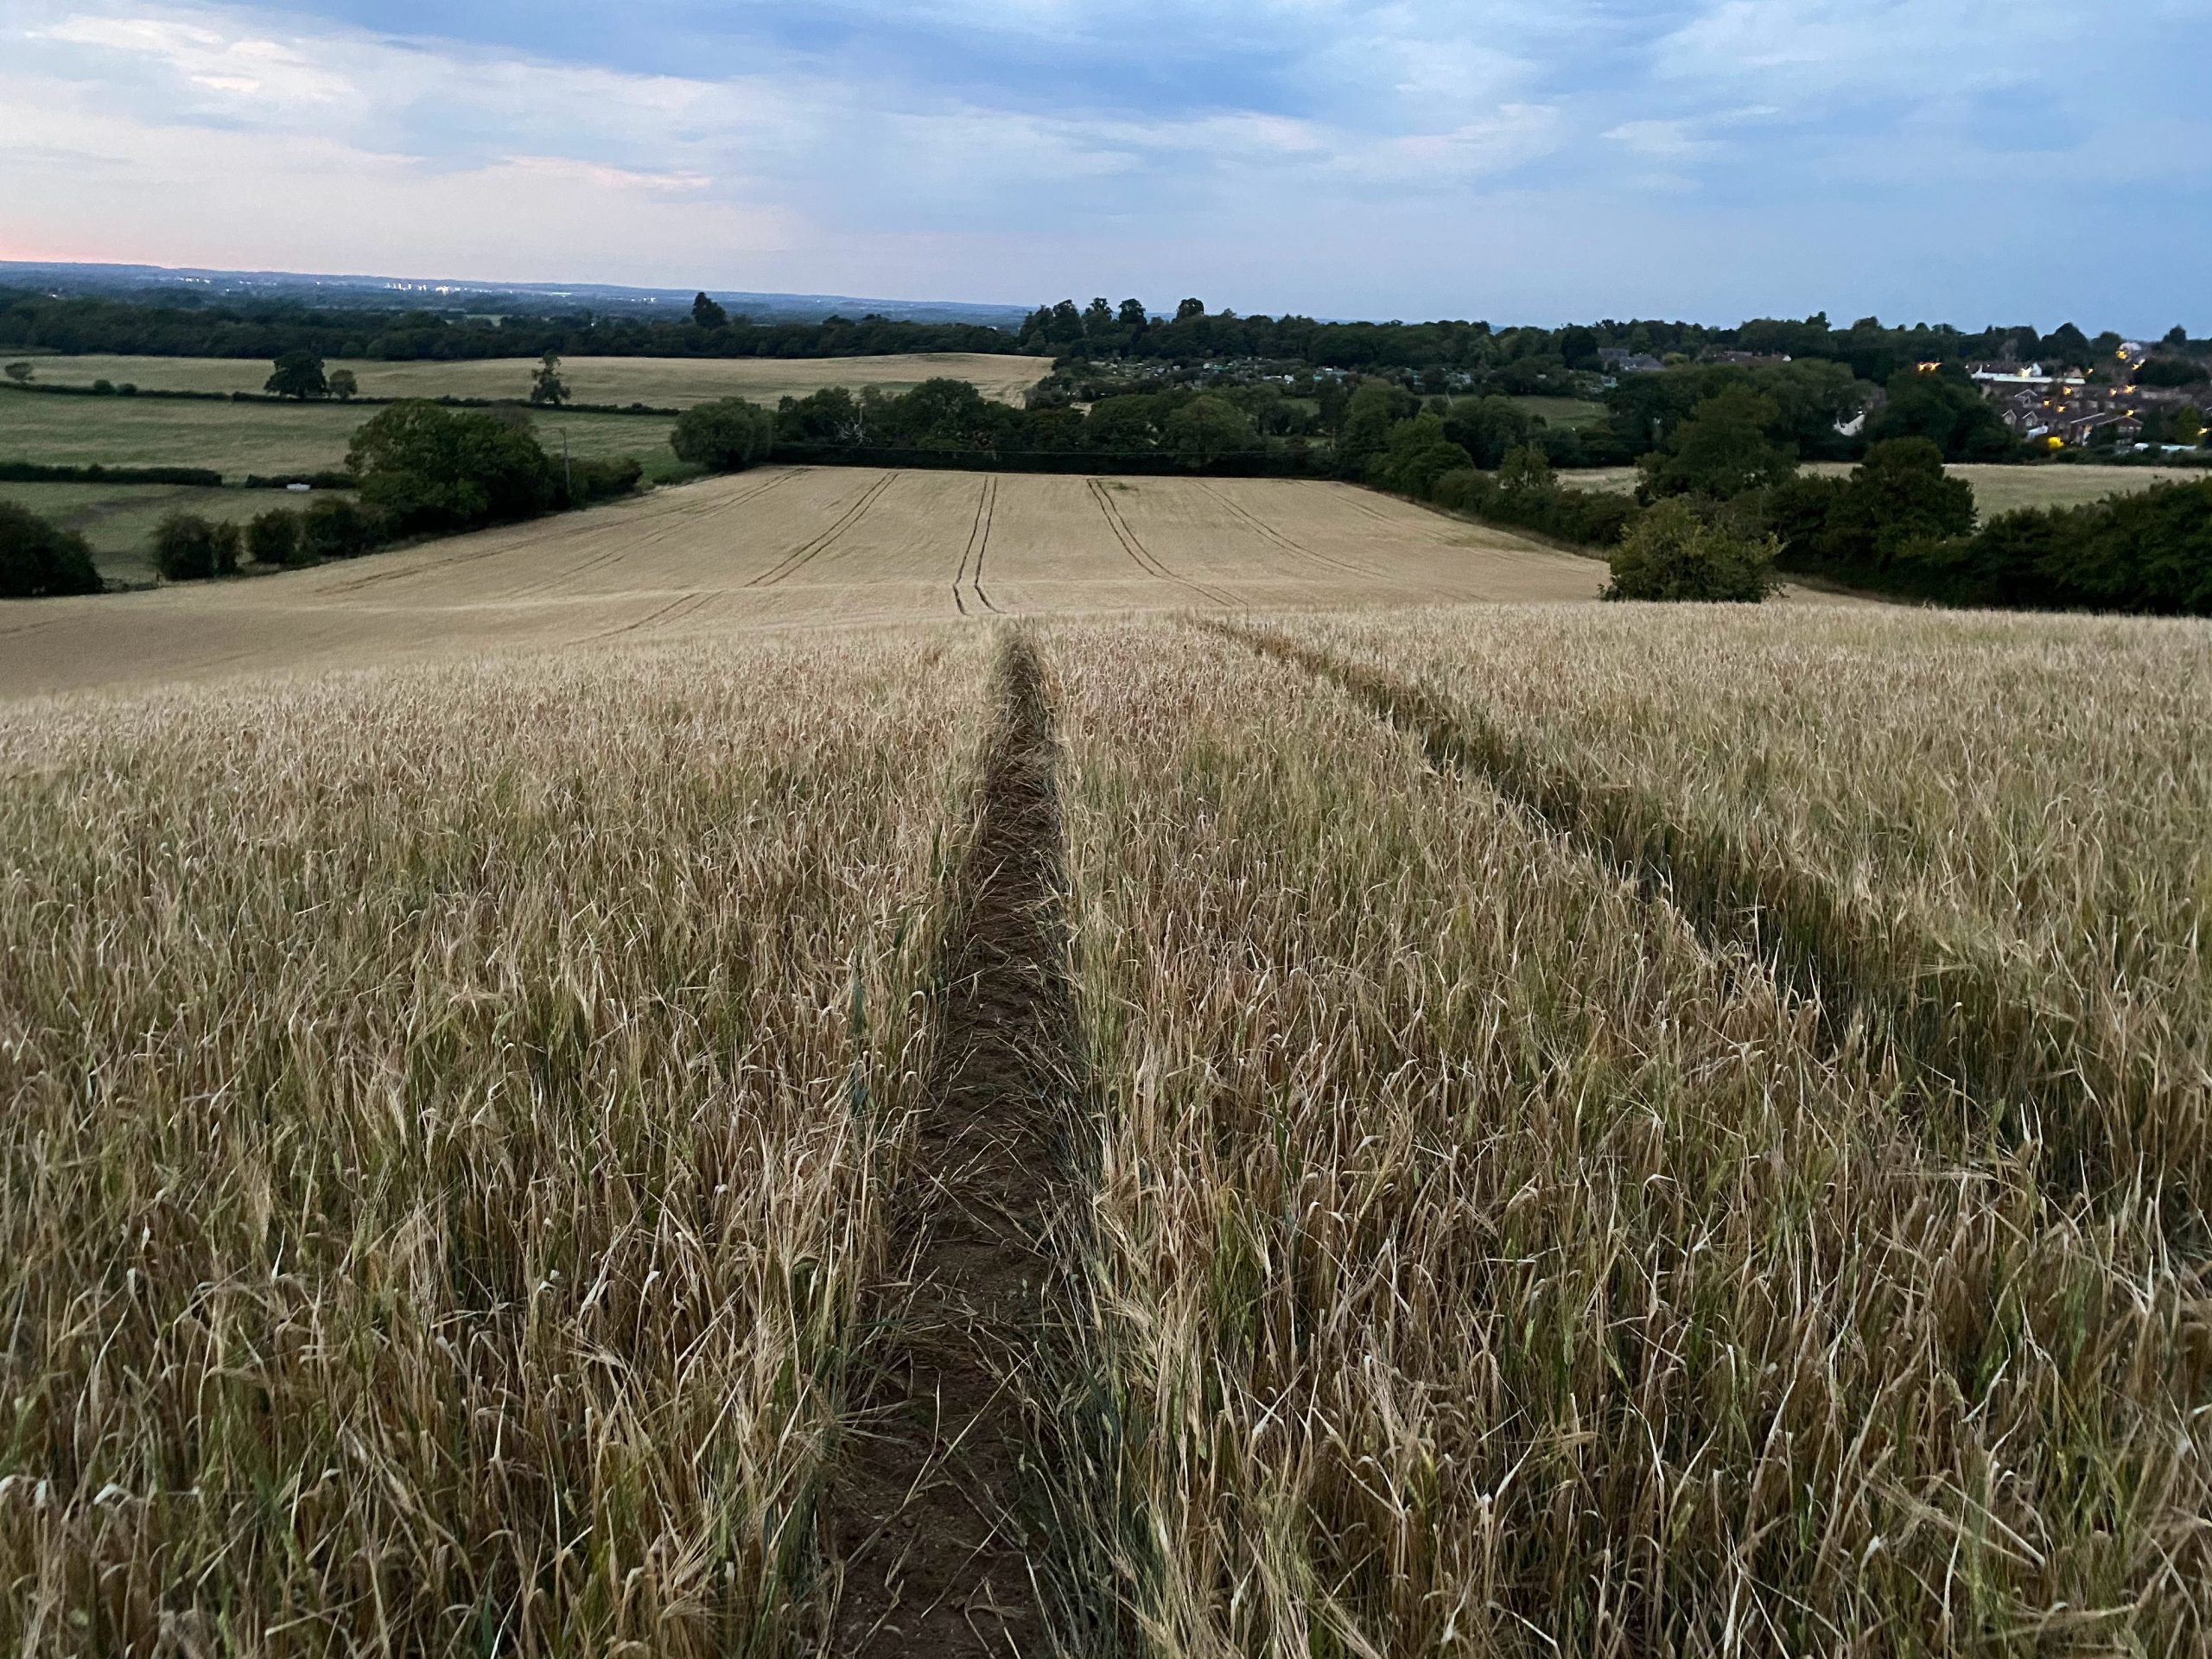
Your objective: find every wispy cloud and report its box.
[1,0,2207,325]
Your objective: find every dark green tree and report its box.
[1046,301,1086,347]
[1336,379,1417,478]
[1371,414,1473,497]
[1174,297,1206,321]
[327,368,359,401]
[1557,325,1600,371]
[2135,358,2209,388]
[1868,369,2015,460]
[529,350,572,406]
[3,361,32,385]
[1117,298,1148,330]
[775,386,866,444]
[301,496,377,560]
[1640,386,1796,499]
[264,350,329,400]
[1498,442,1555,497]
[1163,394,1259,461]
[346,401,556,531]
[0,501,103,597]
[1443,395,1536,468]
[692,292,728,328]
[150,513,243,580]
[670,397,777,470]
[246,507,309,567]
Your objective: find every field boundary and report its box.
[823,632,1098,1656]
[1209,620,2192,1231]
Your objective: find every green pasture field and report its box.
[1510,394,1606,425]
[0,391,678,481]
[1566,460,2204,513]
[5,352,1051,409]
[0,479,313,586]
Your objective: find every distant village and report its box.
[1599,343,2209,453]
[1961,342,2209,450]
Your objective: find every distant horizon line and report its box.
[0,257,2180,340]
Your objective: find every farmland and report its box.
[0,391,677,480]
[3,474,2209,1655]
[1573,460,2205,513]
[6,352,1052,408]
[0,479,283,584]
[0,468,1606,701]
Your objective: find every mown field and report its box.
[1573,460,2207,513]
[5,351,1052,408]
[0,391,677,480]
[3,508,2208,1652]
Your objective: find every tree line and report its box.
[1021,300,2206,381]
[0,288,1027,365]
[8,280,2202,383]
[1361,380,2211,613]
[2,401,645,595]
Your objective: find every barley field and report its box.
[0,632,992,1655]
[7,352,1050,408]
[3,491,2209,1656]
[1053,617,2211,1654]
[0,468,1604,701]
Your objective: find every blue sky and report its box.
[3,0,2208,330]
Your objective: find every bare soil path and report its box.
[824,632,1082,1656]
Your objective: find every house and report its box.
[1597,348,1663,375]
[1969,362,2088,389]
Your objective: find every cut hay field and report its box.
[4,475,2209,1654]
[0,391,677,480]
[0,467,1606,701]
[10,351,1052,408]
[1571,459,2205,512]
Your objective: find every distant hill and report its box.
[0,261,1033,331]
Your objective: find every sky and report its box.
[3,0,2208,332]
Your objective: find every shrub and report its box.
[246,508,309,568]
[1925,479,2212,613]
[1604,498,1777,602]
[1432,466,1643,548]
[150,513,243,582]
[556,455,645,509]
[300,497,378,561]
[671,398,777,471]
[0,501,103,598]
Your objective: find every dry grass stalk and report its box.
[1052,618,2211,1656]
[0,632,989,1656]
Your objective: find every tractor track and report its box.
[952,477,1001,615]
[1086,478,1236,607]
[747,473,897,590]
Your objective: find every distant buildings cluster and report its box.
[1968,344,2210,449]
